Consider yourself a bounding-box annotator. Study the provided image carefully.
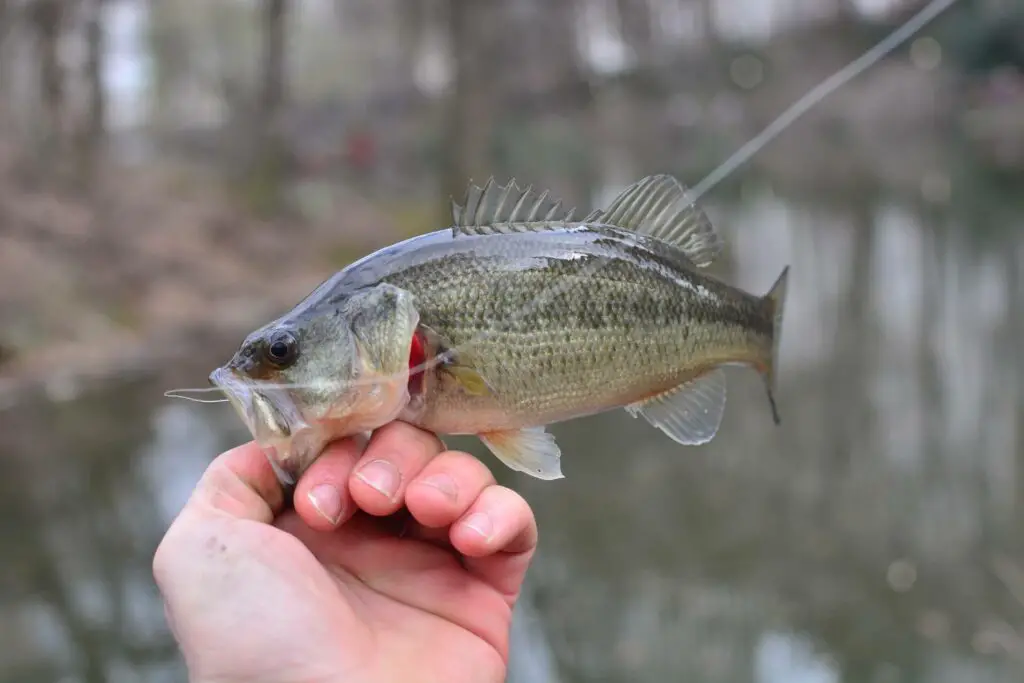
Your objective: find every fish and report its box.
[209,174,790,485]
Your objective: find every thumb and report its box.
[153,442,285,624]
[185,441,287,523]
[152,441,286,590]
[152,442,291,678]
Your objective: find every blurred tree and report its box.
[77,0,107,176]
[442,0,592,212]
[145,0,186,135]
[442,0,502,214]
[0,0,10,98]
[837,0,864,22]
[939,0,1024,75]
[260,0,287,123]
[396,0,425,92]
[84,0,106,143]
[28,0,67,167]
[616,0,653,66]
[250,0,290,214]
[698,0,718,47]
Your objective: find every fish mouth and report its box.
[210,365,329,486]
[209,366,304,443]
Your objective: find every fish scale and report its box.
[370,235,769,434]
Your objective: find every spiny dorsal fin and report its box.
[599,174,722,267]
[450,177,578,236]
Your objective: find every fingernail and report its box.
[356,459,400,500]
[307,484,343,525]
[461,512,493,541]
[418,473,458,501]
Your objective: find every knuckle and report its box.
[489,484,518,501]
[446,449,494,478]
[408,426,445,456]
[372,422,440,456]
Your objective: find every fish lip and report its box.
[210,365,325,486]
[209,366,258,436]
[209,366,302,442]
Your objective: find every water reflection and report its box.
[2,177,1024,682]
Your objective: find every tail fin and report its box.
[761,265,789,426]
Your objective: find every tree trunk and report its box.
[396,0,424,90]
[0,0,10,97]
[616,0,653,66]
[80,0,106,172]
[260,0,286,122]
[697,0,719,49]
[30,0,66,167]
[250,0,289,214]
[146,0,188,133]
[442,0,502,214]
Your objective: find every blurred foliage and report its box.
[934,0,1024,73]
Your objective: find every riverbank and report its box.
[0,155,402,408]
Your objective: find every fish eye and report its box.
[264,330,299,368]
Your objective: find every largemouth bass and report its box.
[210,174,789,484]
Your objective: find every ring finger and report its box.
[348,422,445,516]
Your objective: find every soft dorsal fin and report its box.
[450,177,578,236]
[598,174,722,267]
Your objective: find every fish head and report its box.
[210,283,421,482]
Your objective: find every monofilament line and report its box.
[687,0,960,204]
[164,388,231,403]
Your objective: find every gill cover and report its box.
[343,283,421,379]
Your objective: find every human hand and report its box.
[152,422,538,683]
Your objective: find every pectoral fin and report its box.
[425,332,495,397]
[445,364,494,397]
[625,369,727,445]
[479,426,564,480]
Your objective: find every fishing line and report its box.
[164,387,225,396]
[166,376,405,395]
[185,0,961,407]
[687,0,960,204]
[163,389,230,404]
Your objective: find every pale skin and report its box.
[152,422,538,683]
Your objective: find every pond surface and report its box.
[2,161,1024,683]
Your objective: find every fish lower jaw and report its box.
[257,427,331,486]
[258,413,384,485]
[254,400,407,485]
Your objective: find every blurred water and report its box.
[2,169,1023,683]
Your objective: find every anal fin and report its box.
[479,426,564,480]
[625,369,727,445]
